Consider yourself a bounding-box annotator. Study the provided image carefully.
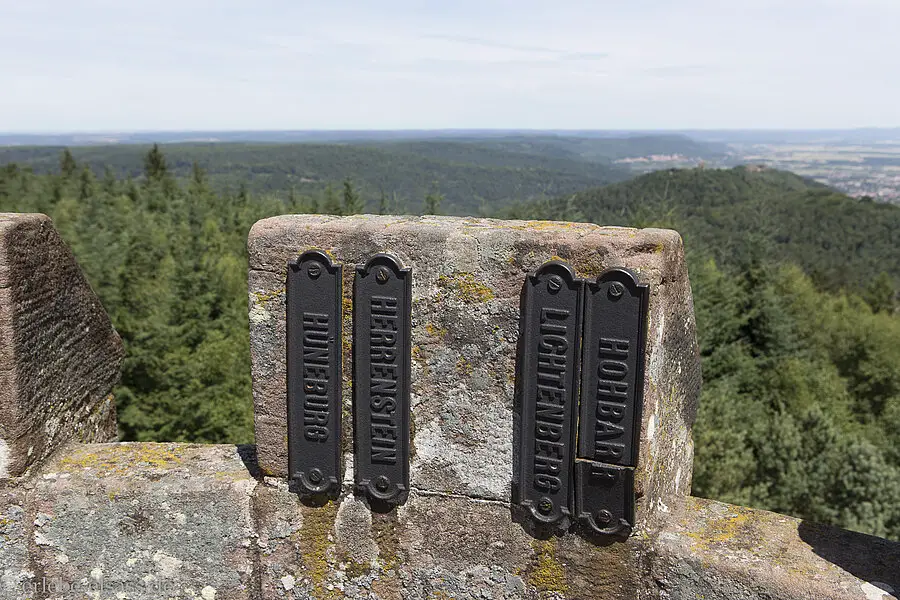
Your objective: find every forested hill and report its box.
[510,166,900,540]
[357,133,727,164]
[1,149,898,540]
[509,166,900,291]
[0,142,629,216]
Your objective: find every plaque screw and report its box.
[538,498,553,515]
[308,468,323,484]
[547,275,563,294]
[375,475,390,492]
[376,268,389,284]
[608,282,624,299]
[596,509,613,526]
[308,263,321,279]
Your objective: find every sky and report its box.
[2,0,899,132]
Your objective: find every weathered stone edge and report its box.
[6,443,897,600]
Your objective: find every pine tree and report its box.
[79,167,95,201]
[322,183,342,215]
[865,273,897,314]
[378,188,388,215]
[190,161,208,191]
[143,144,169,181]
[103,166,117,194]
[424,184,444,215]
[342,178,363,215]
[60,149,77,178]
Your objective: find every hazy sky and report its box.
[2,0,899,131]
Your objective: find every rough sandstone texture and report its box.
[1,212,894,599]
[1,442,897,600]
[3,443,258,599]
[248,215,702,534]
[0,213,123,478]
[651,497,899,600]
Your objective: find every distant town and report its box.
[615,136,900,204]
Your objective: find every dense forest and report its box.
[0,145,897,541]
[0,141,631,216]
[508,167,900,540]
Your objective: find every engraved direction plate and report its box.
[578,268,649,468]
[353,253,412,507]
[575,461,634,536]
[287,250,343,498]
[515,261,583,529]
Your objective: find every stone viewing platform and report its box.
[0,212,898,599]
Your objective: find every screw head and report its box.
[307,263,321,279]
[608,282,625,299]
[538,498,553,515]
[376,268,389,284]
[374,475,390,492]
[596,509,613,526]
[308,468,323,484]
[547,275,563,293]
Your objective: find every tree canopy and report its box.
[1,148,897,540]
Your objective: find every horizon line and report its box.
[2,126,900,136]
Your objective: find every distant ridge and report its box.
[2,128,899,147]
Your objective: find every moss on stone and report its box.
[685,505,755,551]
[525,539,568,594]
[455,357,473,376]
[371,511,402,572]
[437,272,494,303]
[424,323,448,337]
[252,287,285,305]
[59,443,185,477]
[297,500,340,598]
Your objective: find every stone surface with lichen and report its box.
[248,215,701,536]
[0,213,123,479]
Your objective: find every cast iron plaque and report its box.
[578,268,649,467]
[286,250,343,498]
[575,461,634,536]
[353,253,411,506]
[515,260,583,529]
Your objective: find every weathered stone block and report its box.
[254,483,651,600]
[650,497,900,600]
[249,215,701,533]
[0,484,29,596]
[0,214,123,478]
[29,443,258,599]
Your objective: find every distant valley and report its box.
[3,129,898,204]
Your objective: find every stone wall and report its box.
[0,213,896,600]
[1,442,896,599]
[248,215,701,535]
[0,213,123,479]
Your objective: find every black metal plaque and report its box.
[353,253,412,506]
[578,268,649,467]
[286,250,343,498]
[575,461,634,536]
[515,261,583,529]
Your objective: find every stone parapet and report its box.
[651,497,899,600]
[0,442,896,600]
[0,213,123,479]
[248,215,702,533]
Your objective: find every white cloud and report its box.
[0,0,898,130]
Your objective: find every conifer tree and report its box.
[79,167,95,201]
[190,161,208,191]
[322,183,342,215]
[60,149,77,178]
[103,166,117,194]
[424,183,443,215]
[342,178,363,215]
[143,144,169,181]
